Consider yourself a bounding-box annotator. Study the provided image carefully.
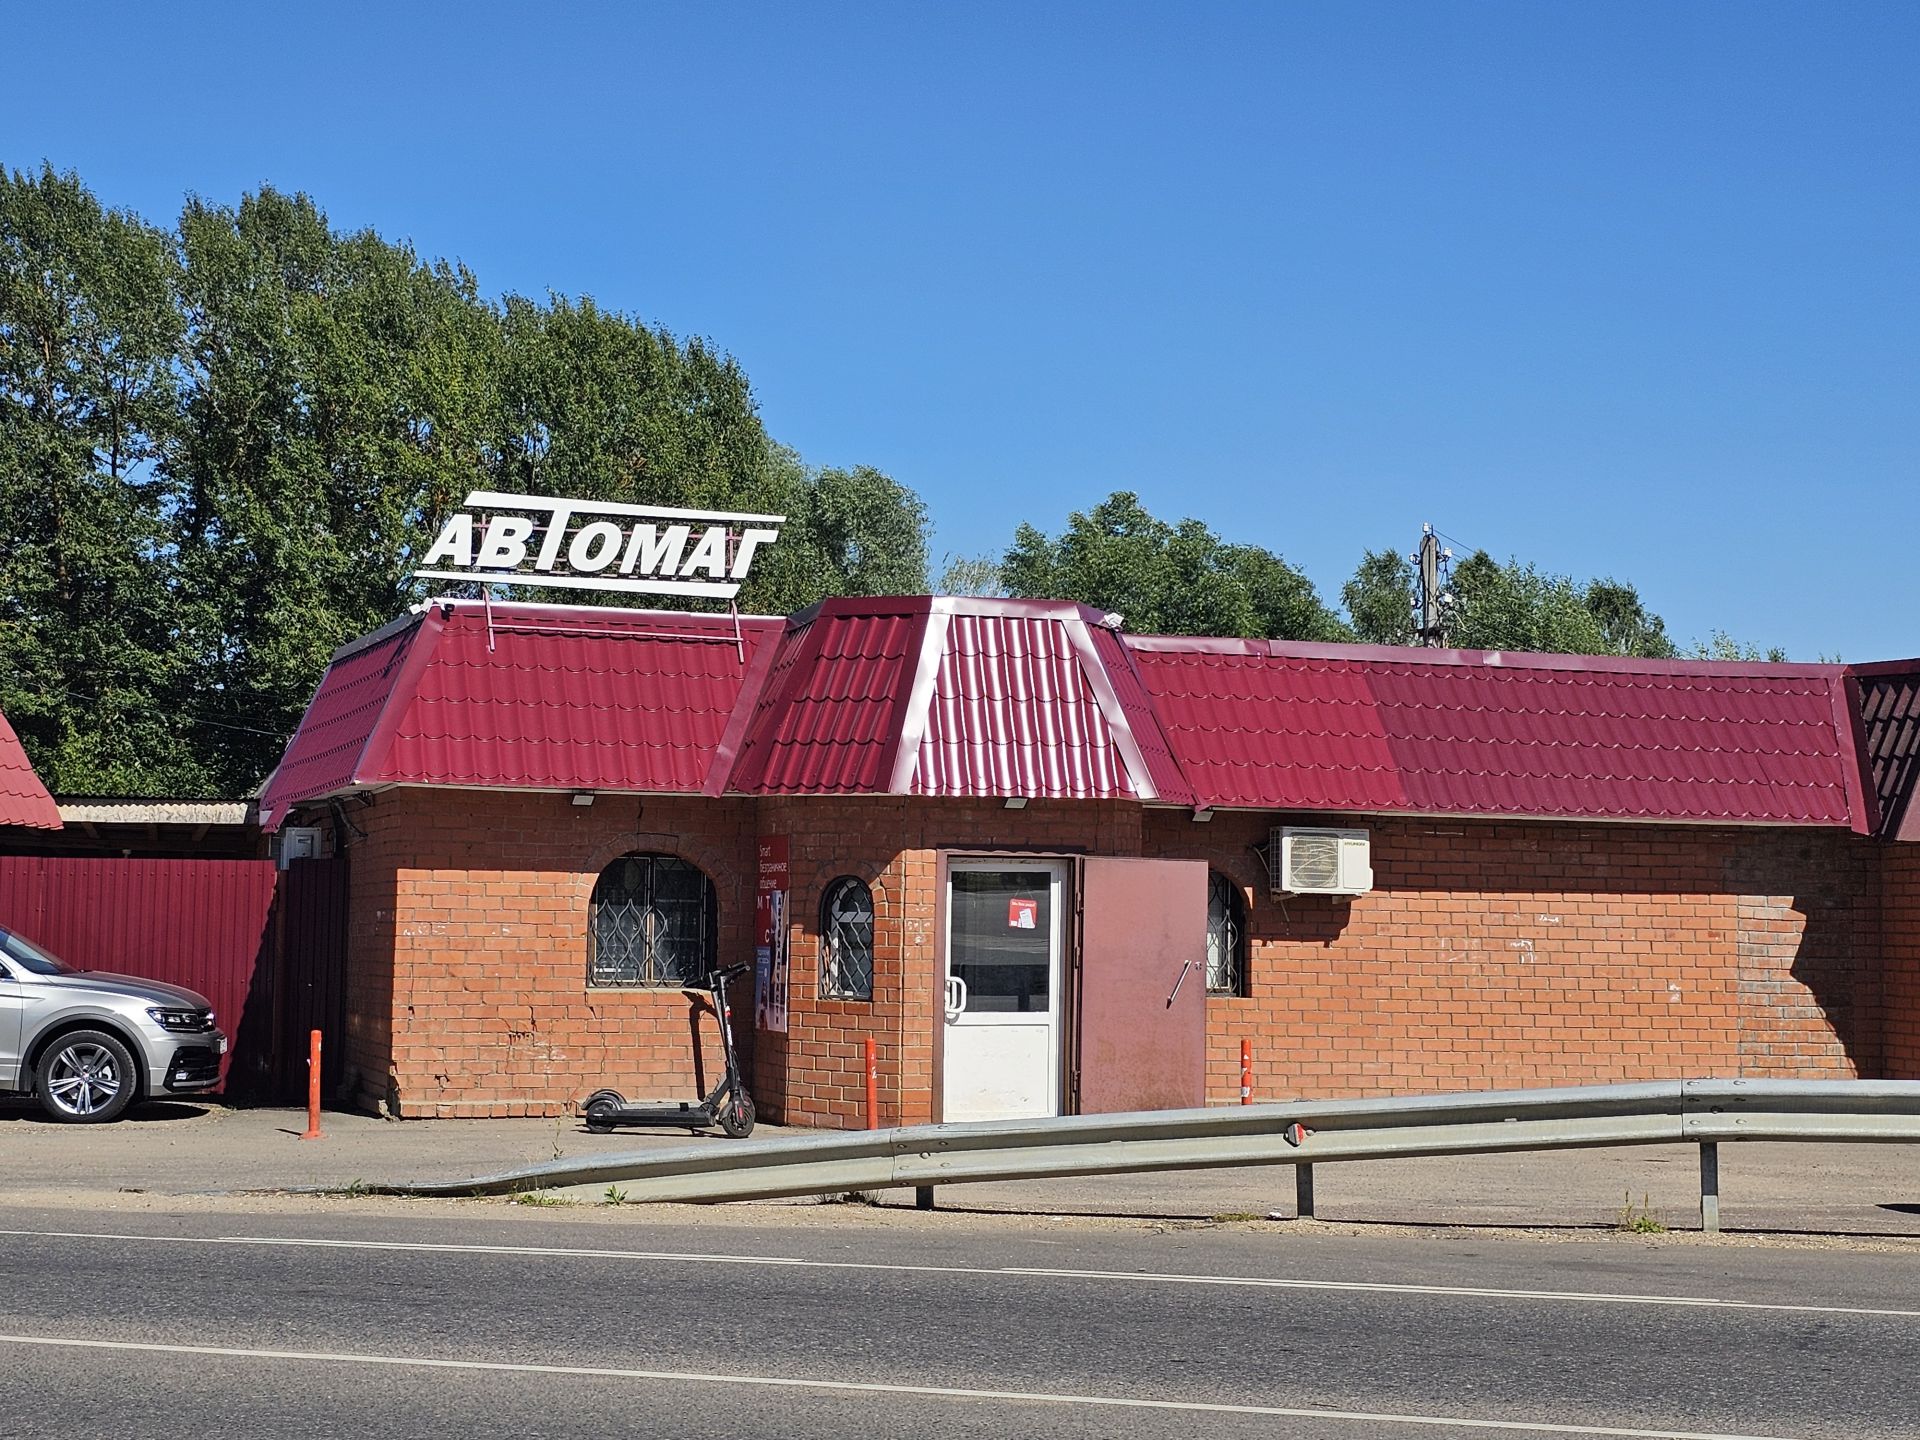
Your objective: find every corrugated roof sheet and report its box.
[1126,637,1871,829]
[0,709,61,830]
[1850,660,1920,841]
[727,603,927,794]
[260,602,782,827]
[258,614,435,830]
[913,611,1135,799]
[725,598,1178,801]
[264,596,1882,831]
[373,606,781,795]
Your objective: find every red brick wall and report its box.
[332,785,1888,1122]
[1142,813,1881,1104]
[340,787,755,1118]
[759,796,1141,1128]
[1885,844,1920,1078]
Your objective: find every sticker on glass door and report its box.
[943,862,1064,1123]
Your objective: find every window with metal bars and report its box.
[820,876,875,1001]
[1206,870,1248,996]
[587,853,717,988]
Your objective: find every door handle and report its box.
[1166,956,1196,1008]
[945,975,967,1019]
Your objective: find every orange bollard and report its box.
[1240,1039,1252,1105]
[301,1029,323,1140]
[865,1037,879,1130]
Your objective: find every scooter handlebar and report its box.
[707,962,752,986]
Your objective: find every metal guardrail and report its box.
[370,1079,1920,1232]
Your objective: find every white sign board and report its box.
[413,490,784,602]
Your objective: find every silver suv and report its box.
[0,926,229,1123]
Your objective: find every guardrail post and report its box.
[300,1029,323,1141]
[915,1185,935,1210]
[1699,1141,1720,1234]
[1295,1163,1315,1220]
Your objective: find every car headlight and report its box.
[147,1007,212,1033]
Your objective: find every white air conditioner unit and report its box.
[1270,825,1373,897]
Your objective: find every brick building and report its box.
[260,595,1920,1124]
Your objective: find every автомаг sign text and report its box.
[413,491,783,602]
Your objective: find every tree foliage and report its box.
[1340,544,1686,658]
[0,168,928,796]
[1002,492,1348,640]
[0,165,205,794]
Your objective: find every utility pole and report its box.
[1413,524,1453,648]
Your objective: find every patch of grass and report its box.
[315,1179,370,1198]
[508,1188,574,1208]
[816,1189,883,1207]
[1210,1212,1264,1224]
[1617,1192,1666,1234]
[603,1185,629,1206]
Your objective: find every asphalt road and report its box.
[0,1203,1915,1439]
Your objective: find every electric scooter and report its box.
[581,962,756,1138]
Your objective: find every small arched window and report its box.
[588,853,717,988]
[820,876,875,1001]
[1206,870,1247,997]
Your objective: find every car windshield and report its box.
[0,928,74,976]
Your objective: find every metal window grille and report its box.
[588,853,716,987]
[820,876,875,1001]
[1206,870,1246,996]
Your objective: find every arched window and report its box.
[820,876,875,1001]
[1206,870,1247,996]
[588,853,717,988]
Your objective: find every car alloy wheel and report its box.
[37,1030,138,1123]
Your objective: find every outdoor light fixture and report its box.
[1003,796,1028,810]
[1192,807,1215,823]
[571,791,597,807]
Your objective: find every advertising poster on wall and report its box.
[755,836,790,1033]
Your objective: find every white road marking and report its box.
[0,1331,1808,1440]
[1,1226,1916,1321]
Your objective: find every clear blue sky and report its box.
[6,2,1915,659]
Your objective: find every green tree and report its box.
[745,446,929,612]
[933,552,1006,597]
[1001,492,1347,640]
[492,293,772,513]
[1341,543,1700,659]
[166,188,510,789]
[0,164,208,794]
[1341,548,1416,645]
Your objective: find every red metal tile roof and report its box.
[0,709,61,830]
[726,601,928,795]
[1848,659,1920,841]
[260,602,783,827]
[258,612,439,830]
[725,598,1180,801]
[265,596,1879,831]
[1126,636,1873,829]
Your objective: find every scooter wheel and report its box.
[718,1092,755,1139]
[583,1092,624,1133]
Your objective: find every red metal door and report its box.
[1075,857,1208,1114]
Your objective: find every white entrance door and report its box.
[942,861,1065,1123]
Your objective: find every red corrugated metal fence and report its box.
[0,856,344,1099]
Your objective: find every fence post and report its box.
[1295,1163,1315,1220]
[1699,1141,1720,1234]
[865,1037,879,1131]
[300,1030,323,1141]
[1240,1039,1252,1105]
